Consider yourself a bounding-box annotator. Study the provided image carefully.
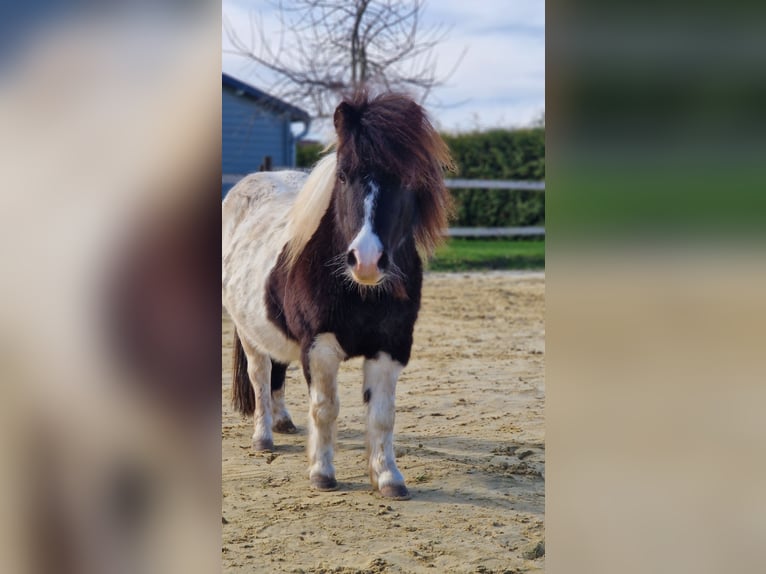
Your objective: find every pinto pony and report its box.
[222,92,453,500]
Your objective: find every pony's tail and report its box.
[232,329,255,416]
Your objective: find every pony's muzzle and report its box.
[347,248,385,285]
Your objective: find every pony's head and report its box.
[331,92,454,287]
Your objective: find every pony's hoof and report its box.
[273,419,298,434]
[310,475,338,491]
[252,438,274,453]
[379,484,411,500]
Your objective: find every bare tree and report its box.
[224,0,463,118]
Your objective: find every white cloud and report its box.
[424,0,545,130]
[425,0,544,33]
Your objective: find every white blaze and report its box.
[348,181,382,263]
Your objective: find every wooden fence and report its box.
[223,171,545,238]
[444,179,545,237]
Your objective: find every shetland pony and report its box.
[222,92,453,500]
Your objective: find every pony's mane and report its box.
[284,152,337,268]
[284,92,455,268]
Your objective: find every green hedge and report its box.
[443,128,545,227]
[297,127,545,227]
[449,188,545,227]
[442,128,545,181]
[296,142,324,168]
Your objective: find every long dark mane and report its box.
[333,91,455,256]
[285,92,455,268]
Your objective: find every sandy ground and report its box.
[222,271,545,574]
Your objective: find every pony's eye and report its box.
[338,171,347,184]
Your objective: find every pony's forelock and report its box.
[284,152,338,269]
[285,92,455,268]
[334,91,455,256]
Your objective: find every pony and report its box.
[221,91,453,500]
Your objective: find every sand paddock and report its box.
[222,271,544,573]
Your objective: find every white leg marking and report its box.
[364,353,408,497]
[240,341,273,452]
[306,334,345,489]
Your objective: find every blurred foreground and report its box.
[547,2,766,573]
[0,4,220,573]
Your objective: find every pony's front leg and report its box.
[304,334,345,491]
[363,352,410,500]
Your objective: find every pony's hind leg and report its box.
[240,339,275,452]
[363,352,410,500]
[304,334,345,491]
[270,359,297,434]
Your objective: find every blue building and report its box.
[222,73,311,196]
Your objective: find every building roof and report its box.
[223,73,310,124]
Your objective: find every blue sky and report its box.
[222,0,544,138]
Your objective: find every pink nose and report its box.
[349,249,382,284]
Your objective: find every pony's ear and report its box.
[333,101,359,136]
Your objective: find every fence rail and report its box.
[447,226,545,237]
[444,179,544,191]
[222,174,545,237]
[223,174,544,191]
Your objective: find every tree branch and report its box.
[224,0,461,118]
